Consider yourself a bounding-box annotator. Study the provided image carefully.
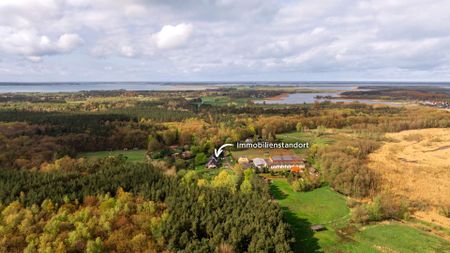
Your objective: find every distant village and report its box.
[419,100,450,109]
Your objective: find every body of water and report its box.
[255,92,402,105]
[0,82,215,93]
[0,81,448,95]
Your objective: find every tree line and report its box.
[0,159,293,252]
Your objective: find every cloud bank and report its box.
[0,0,450,81]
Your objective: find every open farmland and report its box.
[368,128,450,226]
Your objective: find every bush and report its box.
[291,175,321,192]
[366,196,383,221]
[351,205,369,224]
[438,205,450,218]
[363,193,409,222]
[194,152,207,165]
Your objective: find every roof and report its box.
[310,225,326,231]
[270,155,303,163]
[253,158,267,166]
[291,166,301,173]
[207,156,219,166]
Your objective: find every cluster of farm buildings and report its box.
[207,153,311,174]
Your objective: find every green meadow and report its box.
[276,131,335,155]
[201,96,249,106]
[338,224,450,253]
[79,150,147,162]
[270,179,450,253]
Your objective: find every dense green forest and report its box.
[0,158,292,252]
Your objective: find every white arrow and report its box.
[214,143,234,158]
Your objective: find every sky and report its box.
[0,0,450,82]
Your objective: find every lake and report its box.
[255,92,402,105]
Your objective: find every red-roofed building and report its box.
[290,166,302,173]
[268,155,305,171]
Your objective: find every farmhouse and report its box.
[206,156,220,169]
[268,155,305,171]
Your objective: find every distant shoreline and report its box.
[0,82,448,93]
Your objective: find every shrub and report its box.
[438,205,450,218]
[291,175,321,192]
[351,205,369,224]
[364,193,410,222]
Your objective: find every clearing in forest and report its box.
[79,150,147,162]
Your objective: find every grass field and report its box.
[270,179,350,252]
[79,150,147,162]
[276,130,339,155]
[276,131,334,146]
[337,224,450,253]
[270,179,450,252]
[201,96,249,106]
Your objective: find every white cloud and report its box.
[0,29,83,60]
[27,56,42,62]
[153,23,194,50]
[56,33,83,52]
[1,0,450,80]
[120,45,135,57]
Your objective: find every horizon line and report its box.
[0,80,450,84]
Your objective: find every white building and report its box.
[253,158,267,169]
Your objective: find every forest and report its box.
[0,158,292,252]
[0,88,449,252]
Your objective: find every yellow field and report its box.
[368,128,450,226]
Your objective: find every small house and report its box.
[206,156,220,169]
[238,156,250,164]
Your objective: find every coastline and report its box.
[264,93,290,101]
